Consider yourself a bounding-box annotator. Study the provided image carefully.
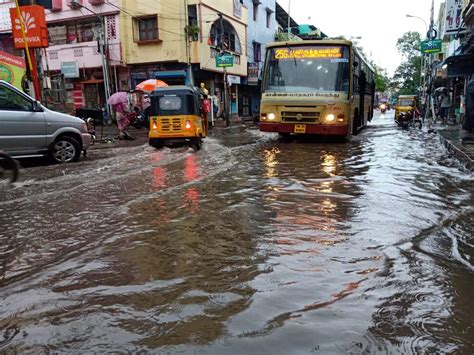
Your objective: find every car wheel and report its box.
[51,136,81,163]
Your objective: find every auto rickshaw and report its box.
[394,95,421,129]
[394,95,417,119]
[148,86,207,150]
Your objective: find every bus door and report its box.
[353,71,366,134]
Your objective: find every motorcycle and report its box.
[129,110,147,129]
[379,103,387,114]
[80,117,96,144]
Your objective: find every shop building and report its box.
[121,0,248,117]
[43,0,125,112]
[240,0,277,118]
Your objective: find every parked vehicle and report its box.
[0,80,92,163]
[148,86,207,150]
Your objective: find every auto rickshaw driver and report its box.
[148,86,206,150]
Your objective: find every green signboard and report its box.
[216,54,234,67]
[421,39,442,54]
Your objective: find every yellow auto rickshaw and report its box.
[395,95,417,118]
[148,86,207,150]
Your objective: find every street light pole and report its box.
[406,13,429,117]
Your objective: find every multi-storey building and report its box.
[0,0,124,112]
[241,0,276,117]
[45,0,125,111]
[120,0,248,116]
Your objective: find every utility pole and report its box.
[219,13,230,126]
[287,0,291,39]
[184,0,194,86]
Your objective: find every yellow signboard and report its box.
[0,51,26,90]
[275,47,343,60]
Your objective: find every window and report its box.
[253,42,261,63]
[253,3,258,21]
[134,15,159,43]
[209,19,241,53]
[48,18,101,46]
[0,85,33,111]
[266,9,272,28]
[159,96,182,111]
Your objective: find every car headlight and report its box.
[267,113,276,120]
[325,114,335,122]
[80,122,88,132]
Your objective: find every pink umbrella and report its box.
[107,92,128,105]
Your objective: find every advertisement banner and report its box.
[0,51,26,90]
[9,5,49,49]
[444,0,465,34]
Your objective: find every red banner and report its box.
[9,5,49,49]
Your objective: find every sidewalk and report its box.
[436,124,474,171]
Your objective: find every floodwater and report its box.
[1,111,473,353]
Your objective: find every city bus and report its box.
[259,40,375,137]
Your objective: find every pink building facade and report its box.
[0,0,126,111]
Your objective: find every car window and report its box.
[0,85,33,111]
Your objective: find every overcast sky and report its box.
[277,0,443,76]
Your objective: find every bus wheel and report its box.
[149,138,164,149]
[278,132,291,139]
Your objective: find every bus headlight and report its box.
[325,114,335,122]
[267,113,276,120]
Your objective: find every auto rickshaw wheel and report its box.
[191,137,202,151]
[149,138,165,149]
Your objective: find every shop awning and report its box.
[80,79,104,84]
[444,53,474,77]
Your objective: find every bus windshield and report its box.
[263,45,350,94]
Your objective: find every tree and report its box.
[373,64,390,92]
[393,31,422,95]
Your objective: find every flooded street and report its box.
[1,111,473,353]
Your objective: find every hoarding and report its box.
[0,51,26,90]
[444,0,465,34]
[9,5,49,49]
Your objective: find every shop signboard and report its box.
[9,5,49,49]
[421,39,442,53]
[444,0,465,34]
[0,51,26,90]
[216,53,234,68]
[227,75,241,85]
[248,62,259,85]
[61,61,79,78]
